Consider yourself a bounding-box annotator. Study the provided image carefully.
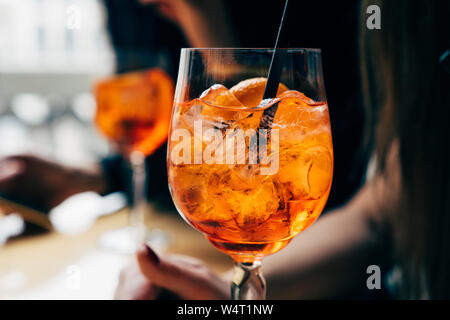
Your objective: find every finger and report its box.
[1,154,34,163]
[0,159,24,185]
[136,244,228,300]
[115,261,161,300]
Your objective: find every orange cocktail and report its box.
[95,69,174,157]
[168,77,333,263]
[168,48,332,299]
[94,68,174,253]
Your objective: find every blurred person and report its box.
[0,0,366,224]
[115,0,450,299]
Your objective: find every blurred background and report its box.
[0,0,120,299]
[0,0,405,300]
[0,1,237,300]
[0,0,113,164]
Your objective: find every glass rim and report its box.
[181,47,322,53]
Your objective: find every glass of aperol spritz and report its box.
[95,68,174,253]
[167,49,333,299]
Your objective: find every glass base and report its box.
[97,226,170,255]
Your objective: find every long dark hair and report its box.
[360,0,450,298]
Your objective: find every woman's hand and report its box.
[0,155,106,212]
[115,244,229,300]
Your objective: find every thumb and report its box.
[136,244,229,300]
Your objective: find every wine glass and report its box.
[167,48,333,299]
[94,68,174,253]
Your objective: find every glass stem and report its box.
[129,151,147,246]
[231,260,266,300]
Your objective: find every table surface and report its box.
[0,204,233,299]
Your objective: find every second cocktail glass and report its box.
[167,49,334,299]
[95,68,174,253]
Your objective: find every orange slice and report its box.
[230,77,289,108]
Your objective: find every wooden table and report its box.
[0,203,233,299]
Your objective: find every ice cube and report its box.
[272,92,330,141]
[206,166,282,229]
[288,199,321,234]
[199,84,247,123]
[277,144,332,201]
[277,90,316,104]
[232,175,282,229]
[169,165,212,219]
[200,84,243,107]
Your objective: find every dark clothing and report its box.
[101,0,187,209]
[102,0,188,77]
[102,0,368,210]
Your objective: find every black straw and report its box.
[260,0,290,130]
[262,0,290,100]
